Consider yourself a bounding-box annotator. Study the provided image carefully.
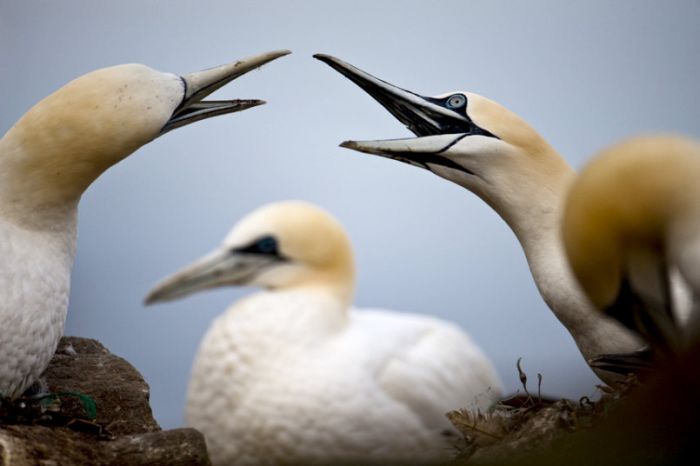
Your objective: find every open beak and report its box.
[160,49,291,134]
[314,53,495,172]
[313,54,472,136]
[144,248,279,304]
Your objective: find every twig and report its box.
[516,357,530,398]
[462,422,504,440]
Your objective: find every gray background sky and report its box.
[2,0,699,428]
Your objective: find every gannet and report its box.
[0,50,290,399]
[563,135,700,368]
[314,54,646,384]
[145,201,502,466]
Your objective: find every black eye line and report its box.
[425,94,466,113]
[422,94,500,140]
[231,235,288,261]
[434,93,467,109]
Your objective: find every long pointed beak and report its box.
[313,53,472,136]
[160,49,291,134]
[144,248,278,304]
[339,135,468,172]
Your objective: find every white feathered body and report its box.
[186,287,502,466]
[0,212,76,398]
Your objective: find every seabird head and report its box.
[145,201,356,305]
[0,50,290,215]
[314,54,570,220]
[563,135,700,355]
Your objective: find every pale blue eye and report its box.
[446,94,466,109]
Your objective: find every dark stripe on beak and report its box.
[160,50,291,135]
[314,53,495,138]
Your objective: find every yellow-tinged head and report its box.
[0,51,290,222]
[315,54,572,229]
[563,135,700,351]
[563,135,700,309]
[0,64,183,212]
[145,201,356,305]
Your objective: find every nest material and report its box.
[447,358,637,465]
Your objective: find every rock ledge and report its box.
[0,337,210,466]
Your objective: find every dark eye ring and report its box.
[446,94,466,109]
[256,236,277,254]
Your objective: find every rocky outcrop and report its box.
[448,345,700,465]
[0,337,210,466]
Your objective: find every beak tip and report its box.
[313,53,336,66]
[144,287,168,306]
[339,140,358,149]
[270,49,292,60]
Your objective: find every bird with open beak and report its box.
[0,50,290,399]
[314,53,648,384]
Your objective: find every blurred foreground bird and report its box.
[313,54,650,384]
[0,50,290,399]
[562,135,700,372]
[146,201,502,466]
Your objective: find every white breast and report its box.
[185,289,502,466]
[0,216,76,397]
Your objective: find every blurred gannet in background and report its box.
[314,54,647,384]
[145,201,502,466]
[0,50,290,399]
[563,135,700,371]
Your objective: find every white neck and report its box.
[520,209,642,357]
[484,161,644,371]
[227,287,348,350]
[0,206,78,397]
